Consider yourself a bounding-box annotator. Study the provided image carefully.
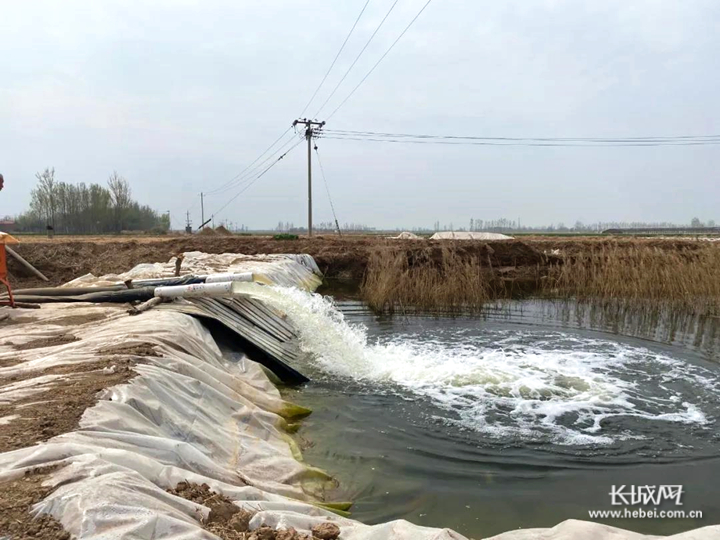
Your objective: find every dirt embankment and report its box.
[519,235,714,256]
[7,234,718,312]
[7,235,552,289]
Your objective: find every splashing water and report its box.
[240,284,718,446]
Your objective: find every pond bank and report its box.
[2,249,719,539]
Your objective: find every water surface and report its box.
[267,291,720,537]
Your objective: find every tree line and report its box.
[15,168,169,234]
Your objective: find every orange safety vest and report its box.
[0,245,7,281]
[0,234,18,307]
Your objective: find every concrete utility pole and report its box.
[293,118,325,237]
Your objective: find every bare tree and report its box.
[33,167,57,229]
[108,171,132,232]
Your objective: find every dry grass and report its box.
[361,240,720,315]
[542,241,720,314]
[361,247,494,313]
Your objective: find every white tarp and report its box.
[0,306,463,540]
[390,232,422,240]
[430,232,513,240]
[63,251,323,291]
[1,252,718,539]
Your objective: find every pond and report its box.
[269,289,720,538]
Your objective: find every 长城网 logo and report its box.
[609,485,684,506]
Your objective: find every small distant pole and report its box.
[200,192,205,229]
[293,118,326,237]
[185,211,192,234]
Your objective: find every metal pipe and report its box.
[6,247,48,281]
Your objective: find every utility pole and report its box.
[293,118,325,237]
[185,211,192,235]
[200,192,205,229]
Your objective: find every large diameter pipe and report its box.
[204,272,254,284]
[154,281,246,299]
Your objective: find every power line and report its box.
[198,1,373,218]
[204,133,302,197]
[203,127,293,196]
[187,128,296,223]
[314,143,342,236]
[192,1,374,218]
[299,0,371,117]
[313,0,401,118]
[320,133,720,147]
[208,139,303,225]
[324,129,720,143]
[321,135,720,146]
[326,0,436,121]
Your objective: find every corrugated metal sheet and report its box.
[159,296,308,385]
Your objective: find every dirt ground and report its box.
[0,335,163,537]
[0,342,159,453]
[6,234,555,289]
[0,467,70,540]
[6,232,713,295]
[167,481,340,540]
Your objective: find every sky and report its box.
[1,0,719,230]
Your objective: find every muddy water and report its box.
[272,292,720,538]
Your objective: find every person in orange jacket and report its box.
[0,173,16,306]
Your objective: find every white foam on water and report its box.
[240,284,718,445]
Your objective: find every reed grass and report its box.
[361,247,494,313]
[542,242,720,314]
[361,240,720,315]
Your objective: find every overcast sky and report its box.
[1,0,718,230]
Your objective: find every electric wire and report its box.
[191,0,378,214]
[312,0,401,118]
[203,126,293,196]
[186,0,405,217]
[320,134,720,147]
[325,0,436,121]
[207,139,303,225]
[313,143,342,236]
[204,140,295,199]
[323,129,720,143]
[299,0,371,117]
[204,133,302,197]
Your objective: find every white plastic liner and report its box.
[487,521,719,539]
[0,306,463,540]
[389,232,422,240]
[2,253,718,539]
[63,251,323,290]
[430,232,513,240]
